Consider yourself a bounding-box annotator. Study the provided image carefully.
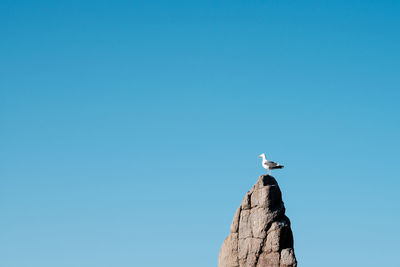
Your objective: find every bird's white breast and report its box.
[262,162,269,169]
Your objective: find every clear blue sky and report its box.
[1,1,399,266]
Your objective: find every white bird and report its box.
[258,153,284,175]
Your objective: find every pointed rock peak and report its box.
[218,175,297,267]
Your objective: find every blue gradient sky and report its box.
[1,1,400,266]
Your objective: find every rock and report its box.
[257,252,280,267]
[219,233,239,267]
[280,249,296,266]
[218,175,297,267]
[230,207,241,233]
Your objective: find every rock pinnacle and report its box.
[218,175,297,267]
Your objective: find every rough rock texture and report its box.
[218,175,297,267]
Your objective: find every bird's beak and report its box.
[257,155,261,158]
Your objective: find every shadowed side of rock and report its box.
[218,175,297,267]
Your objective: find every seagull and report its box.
[258,153,284,175]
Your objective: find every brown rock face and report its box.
[218,175,297,267]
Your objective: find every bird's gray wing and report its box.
[265,161,279,167]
